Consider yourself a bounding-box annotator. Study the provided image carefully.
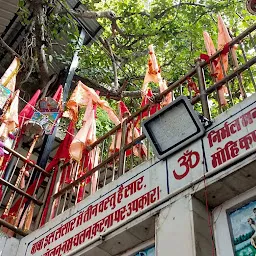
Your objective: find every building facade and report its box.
[0,88,255,256]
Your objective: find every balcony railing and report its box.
[0,24,255,236]
[47,24,256,222]
[0,146,52,236]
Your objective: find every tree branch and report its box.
[0,37,23,60]
[69,9,116,19]
[155,2,207,19]
[105,39,119,91]
[73,75,144,100]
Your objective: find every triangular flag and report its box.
[119,101,130,118]
[18,90,41,126]
[203,31,217,57]
[53,85,63,111]
[217,14,232,81]
[217,14,232,50]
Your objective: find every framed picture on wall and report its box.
[228,199,256,256]
[31,111,59,135]
[135,246,155,256]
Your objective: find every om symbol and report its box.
[173,150,200,180]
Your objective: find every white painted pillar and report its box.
[0,236,19,256]
[155,195,195,256]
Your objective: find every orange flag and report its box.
[142,45,160,94]
[0,90,20,140]
[64,81,120,125]
[142,45,172,107]
[203,31,227,106]
[203,31,217,57]
[69,98,94,162]
[0,57,20,92]
[217,14,232,80]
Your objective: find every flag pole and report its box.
[3,134,39,218]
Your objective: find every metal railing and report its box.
[46,24,256,222]
[0,146,52,236]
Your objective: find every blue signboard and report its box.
[135,246,155,256]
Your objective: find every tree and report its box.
[1,0,256,102]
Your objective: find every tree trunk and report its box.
[30,0,50,89]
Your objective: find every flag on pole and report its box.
[217,14,232,81]
[76,104,98,202]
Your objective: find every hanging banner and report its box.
[31,112,59,135]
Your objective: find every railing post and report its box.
[46,163,63,222]
[34,172,53,229]
[118,119,127,177]
[196,59,211,120]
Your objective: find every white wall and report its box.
[0,236,19,256]
[155,195,195,256]
[192,197,213,256]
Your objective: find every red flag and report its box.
[119,101,130,118]
[53,85,63,111]
[6,121,75,223]
[110,101,147,158]
[18,89,41,126]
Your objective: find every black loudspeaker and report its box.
[246,0,256,14]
